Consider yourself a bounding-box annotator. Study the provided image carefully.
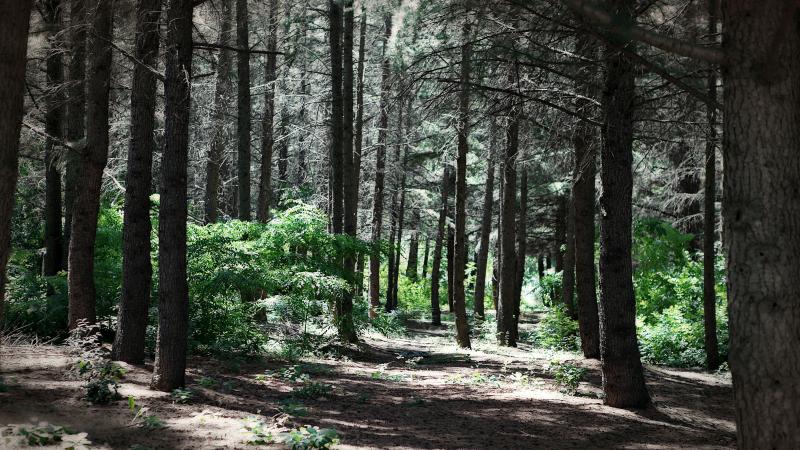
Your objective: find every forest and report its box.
[0,0,796,448]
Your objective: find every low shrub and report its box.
[532,304,580,352]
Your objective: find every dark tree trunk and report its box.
[537,255,545,279]
[327,0,344,233]
[353,5,367,210]
[723,2,800,446]
[473,128,496,318]
[43,0,65,277]
[67,0,113,329]
[492,160,504,312]
[554,200,565,275]
[702,0,719,372]
[256,0,279,222]
[405,208,420,279]
[386,207,397,309]
[421,236,430,279]
[446,226,454,313]
[64,0,86,268]
[429,167,450,326]
[367,14,392,317]
[497,67,519,347]
[236,0,251,220]
[204,0,233,224]
[390,184,405,311]
[0,0,33,323]
[562,194,577,318]
[151,0,193,392]
[509,165,528,346]
[113,0,162,364]
[573,28,600,359]
[452,20,472,348]
[598,0,649,408]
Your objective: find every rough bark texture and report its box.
[421,237,429,279]
[509,165,528,346]
[405,208,420,279]
[236,0,251,220]
[64,0,86,268]
[151,0,193,391]
[562,193,576,318]
[702,0,719,372]
[204,0,233,224]
[573,28,600,359]
[0,0,33,323]
[429,167,450,326]
[473,128,495,318]
[113,0,161,364]
[497,68,519,346]
[256,0,279,222]
[327,0,344,233]
[446,226,454,312]
[452,20,472,348]
[43,0,65,277]
[723,2,800,447]
[367,14,392,317]
[598,0,650,408]
[67,0,113,329]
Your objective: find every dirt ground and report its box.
[0,319,736,449]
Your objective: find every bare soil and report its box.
[0,319,735,449]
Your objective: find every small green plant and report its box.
[242,418,274,445]
[1,422,91,447]
[279,426,340,450]
[198,376,217,388]
[291,382,332,399]
[278,399,309,417]
[550,361,587,395]
[533,304,580,351]
[85,378,121,404]
[128,396,167,430]
[280,365,312,383]
[141,415,166,430]
[370,310,408,337]
[170,388,195,404]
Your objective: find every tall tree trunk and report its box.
[492,160,504,312]
[429,167,450,326]
[64,0,86,268]
[151,0,193,392]
[562,193,577,318]
[598,0,649,408]
[204,0,233,224]
[537,255,545,279]
[367,14,392,317]
[723,2,800,446]
[256,0,279,222]
[573,27,600,359]
[510,165,528,346]
[386,205,397,309]
[420,236,429,279]
[497,67,519,347]
[43,0,65,277]
[67,0,113,329]
[702,0,719,372]
[327,0,344,233]
[405,208,420,279]
[236,0,251,220]
[452,19,472,348]
[446,226,454,313]
[473,128,495,318]
[113,0,161,364]
[0,0,33,324]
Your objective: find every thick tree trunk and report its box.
[429,167,450,326]
[405,208,420,279]
[473,128,495,318]
[492,162,504,312]
[112,0,161,364]
[537,255,545,279]
[573,28,600,359]
[509,165,528,346]
[64,0,86,268]
[702,0,719,372]
[204,0,233,224]
[236,0,251,220]
[452,20,472,348]
[723,2,800,447]
[0,0,33,323]
[151,0,193,392]
[43,0,65,277]
[256,0,279,222]
[67,0,113,329]
[562,193,576,318]
[598,0,649,408]
[367,14,392,317]
[327,0,344,233]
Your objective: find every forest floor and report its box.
[0,315,736,449]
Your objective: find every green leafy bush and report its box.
[536,272,562,306]
[549,360,587,395]
[533,304,580,352]
[280,426,340,450]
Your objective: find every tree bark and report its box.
[573,27,600,359]
[367,14,392,317]
[327,0,344,233]
[236,0,251,220]
[473,126,495,319]
[429,167,450,326]
[151,0,193,392]
[723,2,800,446]
[421,236,429,279]
[204,0,233,224]
[702,0,719,372]
[67,0,113,329]
[112,0,162,364]
[64,0,86,268]
[43,0,65,277]
[446,225,454,313]
[256,0,279,222]
[405,208,420,279]
[562,193,576,318]
[0,0,33,323]
[509,165,528,346]
[598,0,650,408]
